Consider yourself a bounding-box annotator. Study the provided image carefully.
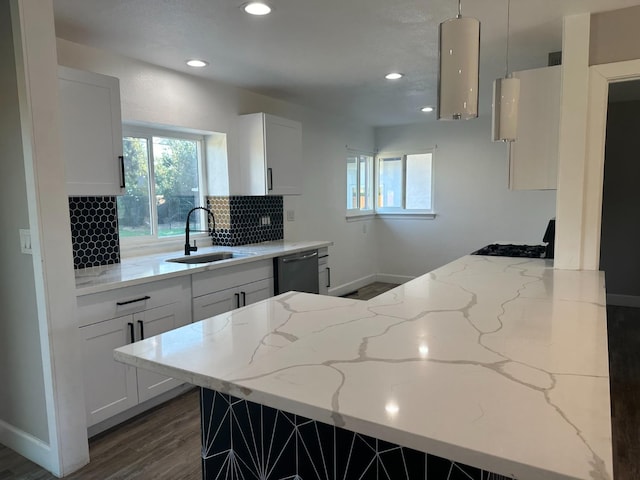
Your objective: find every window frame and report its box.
[118,125,208,250]
[346,150,375,217]
[375,149,436,218]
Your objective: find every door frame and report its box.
[582,59,640,270]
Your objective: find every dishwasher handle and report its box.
[281,251,318,263]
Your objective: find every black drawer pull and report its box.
[137,320,145,340]
[117,296,150,306]
[327,267,331,288]
[241,291,246,306]
[119,155,126,188]
[128,322,135,344]
[234,293,240,309]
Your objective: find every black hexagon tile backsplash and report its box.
[69,196,121,270]
[69,195,284,269]
[207,196,283,246]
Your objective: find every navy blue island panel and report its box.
[200,388,512,480]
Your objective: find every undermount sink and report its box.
[166,251,246,264]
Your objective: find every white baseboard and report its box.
[607,294,640,308]
[0,418,52,472]
[375,273,414,285]
[329,274,376,297]
[328,273,414,297]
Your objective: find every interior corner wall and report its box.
[590,5,640,66]
[374,117,557,277]
[55,38,378,291]
[0,0,49,447]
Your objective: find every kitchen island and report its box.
[114,255,612,480]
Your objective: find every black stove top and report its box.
[472,244,547,259]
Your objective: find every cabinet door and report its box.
[239,278,274,306]
[135,304,184,403]
[58,66,124,196]
[80,315,138,426]
[509,66,561,190]
[193,286,239,322]
[318,268,329,295]
[264,115,302,195]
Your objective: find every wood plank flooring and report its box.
[1,293,638,480]
[341,282,398,300]
[0,389,201,480]
[607,305,640,480]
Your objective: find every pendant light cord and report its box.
[457,0,462,18]
[505,0,511,77]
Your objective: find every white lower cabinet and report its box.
[192,260,274,321]
[78,277,191,427]
[318,247,330,295]
[80,314,139,426]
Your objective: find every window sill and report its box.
[376,212,437,220]
[345,211,375,222]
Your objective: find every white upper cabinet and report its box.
[58,66,124,196]
[232,113,302,195]
[509,65,561,191]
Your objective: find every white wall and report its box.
[56,39,379,291]
[0,0,49,446]
[375,117,557,277]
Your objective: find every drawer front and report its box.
[192,259,273,298]
[77,276,190,327]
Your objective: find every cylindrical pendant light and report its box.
[492,0,520,142]
[438,0,480,121]
[492,76,520,141]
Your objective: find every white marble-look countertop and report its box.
[75,240,332,295]
[114,255,611,480]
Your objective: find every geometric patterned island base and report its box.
[200,388,513,480]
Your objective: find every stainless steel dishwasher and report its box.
[274,250,319,294]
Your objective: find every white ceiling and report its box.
[52,0,640,127]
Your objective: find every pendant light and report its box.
[492,0,520,142]
[438,0,480,121]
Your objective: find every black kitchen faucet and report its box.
[184,206,216,255]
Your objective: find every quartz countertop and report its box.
[114,255,612,480]
[75,240,332,295]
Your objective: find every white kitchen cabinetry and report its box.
[509,65,561,191]
[318,247,330,295]
[233,113,302,195]
[192,260,274,321]
[77,277,191,427]
[58,66,124,196]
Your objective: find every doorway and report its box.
[600,79,640,307]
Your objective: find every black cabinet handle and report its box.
[234,293,240,309]
[117,296,150,306]
[137,320,144,340]
[119,155,126,189]
[267,167,273,191]
[128,322,135,344]
[241,291,246,307]
[327,267,331,288]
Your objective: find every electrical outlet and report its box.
[19,229,32,254]
[260,215,272,226]
[286,210,295,222]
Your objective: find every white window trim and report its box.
[345,149,375,217]
[375,148,435,217]
[119,124,209,253]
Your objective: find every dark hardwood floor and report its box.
[0,389,201,480]
[607,305,640,480]
[1,296,638,479]
[342,282,398,300]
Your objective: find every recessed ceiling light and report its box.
[186,59,208,68]
[244,2,272,15]
[421,106,435,113]
[385,72,404,80]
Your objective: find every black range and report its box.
[472,219,555,259]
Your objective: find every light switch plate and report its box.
[19,229,32,254]
[286,210,295,222]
